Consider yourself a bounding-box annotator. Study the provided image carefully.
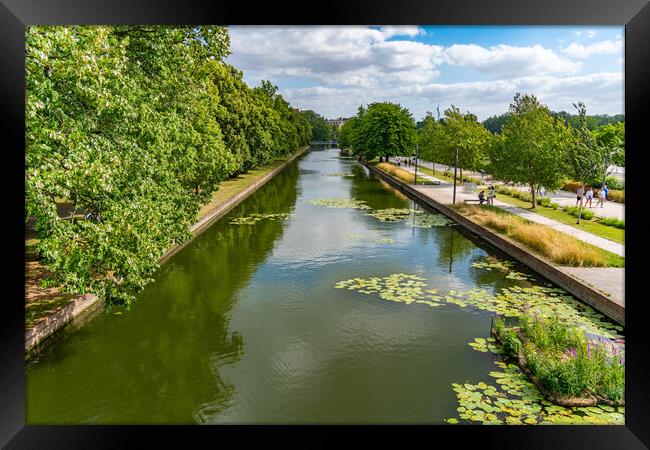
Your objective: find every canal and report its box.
[26,147,624,424]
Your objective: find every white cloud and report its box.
[443,44,581,76]
[587,30,597,38]
[562,40,622,59]
[226,26,623,121]
[283,72,623,121]
[227,26,443,89]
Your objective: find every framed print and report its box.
[2,0,649,447]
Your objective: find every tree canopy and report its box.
[26,25,310,308]
[418,106,491,175]
[345,102,416,161]
[486,94,575,208]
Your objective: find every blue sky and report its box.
[226,26,623,121]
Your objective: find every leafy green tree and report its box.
[593,122,625,187]
[351,102,416,162]
[486,94,574,208]
[299,110,331,141]
[419,106,491,182]
[338,116,358,150]
[566,102,604,223]
[26,25,309,308]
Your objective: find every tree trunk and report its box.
[386,155,390,163]
[577,182,583,224]
[379,156,383,162]
[530,184,536,209]
[432,162,435,175]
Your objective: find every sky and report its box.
[226,26,624,122]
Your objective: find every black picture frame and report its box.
[2,0,648,447]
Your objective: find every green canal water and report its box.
[26,147,624,424]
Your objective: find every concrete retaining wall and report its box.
[26,146,310,353]
[364,162,624,326]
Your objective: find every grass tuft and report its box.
[452,203,624,267]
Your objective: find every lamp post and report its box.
[414,143,419,185]
[452,147,458,204]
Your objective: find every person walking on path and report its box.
[585,186,594,208]
[487,186,495,206]
[576,185,584,207]
[597,188,606,208]
[603,184,609,201]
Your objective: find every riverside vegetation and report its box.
[25,26,332,308]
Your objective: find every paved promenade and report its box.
[401,164,623,256]
[412,160,624,220]
[391,164,624,307]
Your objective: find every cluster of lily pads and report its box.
[365,208,422,222]
[343,233,395,245]
[471,256,534,281]
[228,212,292,225]
[308,198,371,209]
[324,172,355,178]
[334,272,624,424]
[411,214,456,228]
[471,256,514,272]
[364,207,455,228]
[334,273,622,339]
[468,337,500,353]
[334,273,442,306]
[446,356,624,425]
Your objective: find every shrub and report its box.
[550,202,559,210]
[592,176,624,191]
[501,315,625,402]
[519,192,532,203]
[562,181,582,193]
[608,190,625,203]
[564,205,594,220]
[536,196,551,207]
[599,217,625,229]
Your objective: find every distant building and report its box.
[327,117,350,128]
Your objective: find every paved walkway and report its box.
[383,161,625,310]
[398,164,624,257]
[411,160,624,220]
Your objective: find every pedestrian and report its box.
[576,184,584,207]
[478,190,485,205]
[397,158,401,167]
[603,184,609,201]
[597,188,606,208]
[585,186,594,208]
[487,186,495,205]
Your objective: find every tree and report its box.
[565,102,603,223]
[419,106,491,183]
[486,94,573,208]
[25,25,309,308]
[593,122,625,188]
[338,116,358,150]
[349,102,416,162]
[299,110,331,141]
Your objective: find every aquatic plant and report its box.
[308,198,371,209]
[365,208,422,222]
[228,212,292,225]
[365,208,454,228]
[335,274,623,339]
[445,359,624,425]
